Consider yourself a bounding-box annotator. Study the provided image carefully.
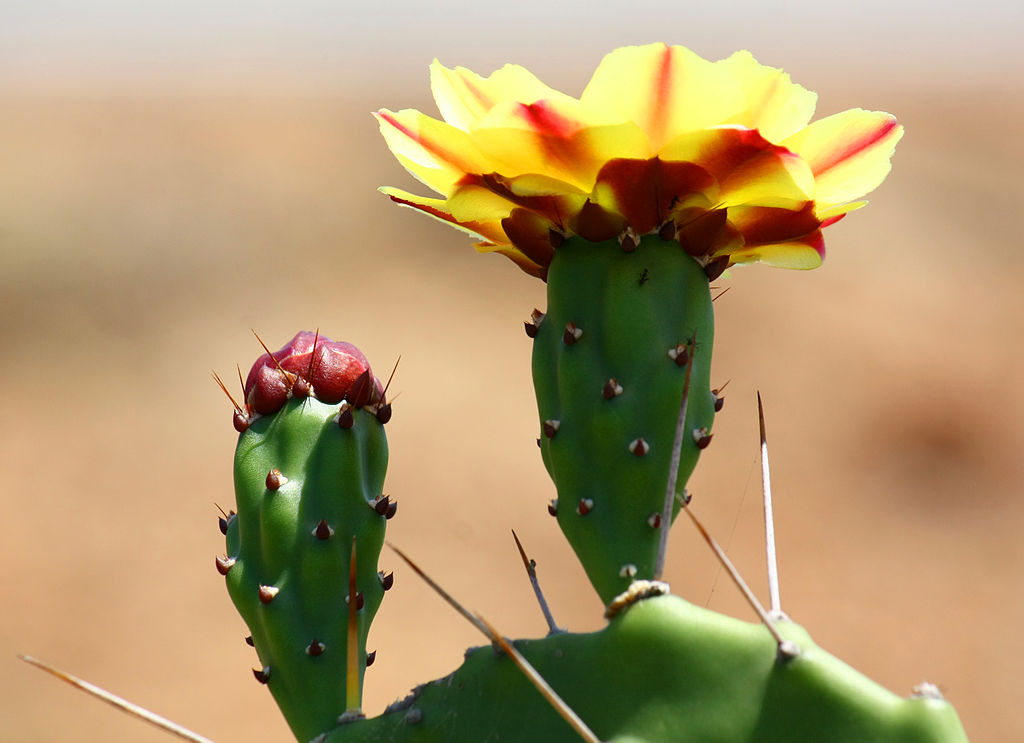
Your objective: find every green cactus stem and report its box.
[219,332,392,742]
[531,234,718,604]
[323,594,967,743]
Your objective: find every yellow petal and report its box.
[727,239,824,269]
[447,183,517,223]
[581,43,744,151]
[816,200,867,223]
[501,173,587,199]
[718,147,814,208]
[714,50,818,141]
[470,101,650,189]
[430,60,574,131]
[375,108,488,195]
[783,109,903,207]
[380,186,507,244]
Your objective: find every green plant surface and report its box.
[225,397,389,742]
[324,594,967,743]
[533,235,717,603]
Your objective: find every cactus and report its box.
[532,233,717,604]
[215,44,967,743]
[20,42,971,743]
[220,331,393,743]
[351,41,963,743]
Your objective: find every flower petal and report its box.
[446,174,585,231]
[581,43,745,151]
[471,100,651,189]
[446,182,518,223]
[375,108,488,195]
[379,45,901,277]
[714,50,818,141]
[473,240,547,279]
[675,208,743,258]
[727,229,825,269]
[568,200,627,243]
[728,202,820,245]
[783,109,903,207]
[380,186,507,244]
[431,60,575,131]
[590,158,715,234]
[500,173,587,199]
[718,149,814,208]
[501,208,557,270]
[660,127,814,208]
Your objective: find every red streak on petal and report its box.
[378,110,416,141]
[690,128,793,184]
[651,44,674,143]
[387,192,506,244]
[387,192,458,222]
[518,101,577,139]
[378,110,475,173]
[459,73,494,110]
[803,230,826,259]
[811,117,898,177]
[507,101,593,179]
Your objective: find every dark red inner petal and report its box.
[569,200,627,243]
[501,208,556,269]
[689,128,793,184]
[676,208,730,257]
[593,158,714,234]
[733,202,820,245]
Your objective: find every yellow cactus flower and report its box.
[377,43,902,279]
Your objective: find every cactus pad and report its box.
[324,595,967,743]
[531,234,717,604]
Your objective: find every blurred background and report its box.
[2,1,1022,740]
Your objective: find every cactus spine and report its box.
[532,234,717,604]
[221,332,392,742]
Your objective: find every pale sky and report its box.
[2,0,1022,91]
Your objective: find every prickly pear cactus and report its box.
[220,332,394,743]
[532,233,717,604]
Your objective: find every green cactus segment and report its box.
[325,594,967,743]
[532,234,717,604]
[225,397,389,743]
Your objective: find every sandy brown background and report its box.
[2,25,1023,743]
